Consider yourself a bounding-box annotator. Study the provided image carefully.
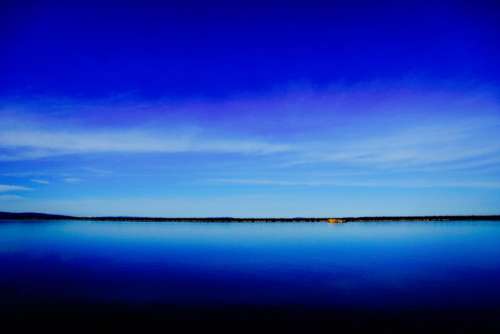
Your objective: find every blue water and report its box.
[1,220,500,311]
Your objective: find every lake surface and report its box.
[1,220,500,321]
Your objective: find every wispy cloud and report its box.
[31,179,50,185]
[0,128,291,161]
[1,113,499,173]
[0,106,292,162]
[0,184,32,193]
[1,83,499,173]
[288,121,500,170]
[1,83,500,216]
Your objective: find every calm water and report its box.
[1,220,500,311]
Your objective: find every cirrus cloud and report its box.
[0,184,32,193]
[0,126,292,161]
[1,83,500,174]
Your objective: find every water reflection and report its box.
[1,221,500,309]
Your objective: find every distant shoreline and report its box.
[1,211,500,223]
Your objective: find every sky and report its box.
[1,1,500,217]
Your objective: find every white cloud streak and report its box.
[1,114,499,172]
[0,184,32,193]
[0,128,292,161]
[285,118,500,170]
[1,85,499,173]
[31,179,50,185]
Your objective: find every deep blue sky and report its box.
[1,1,500,216]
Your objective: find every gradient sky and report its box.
[1,1,500,217]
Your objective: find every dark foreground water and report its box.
[1,220,500,331]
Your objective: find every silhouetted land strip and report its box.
[1,211,499,222]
